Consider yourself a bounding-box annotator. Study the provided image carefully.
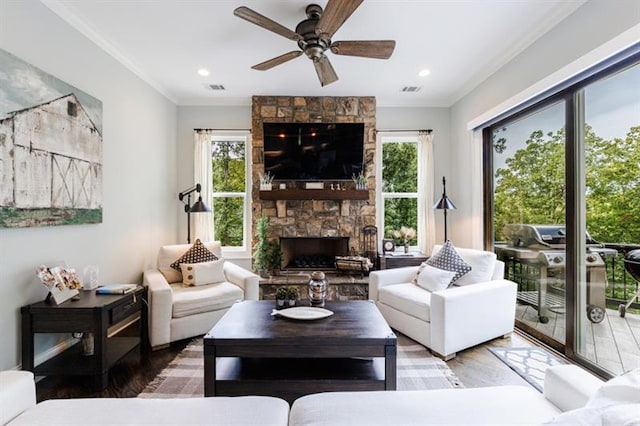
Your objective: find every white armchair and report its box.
[143,241,259,350]
[369,246,517,360]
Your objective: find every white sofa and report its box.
[142,241,259,350]
[369,245,518,360]
[5,365,637,425]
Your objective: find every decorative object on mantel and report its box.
[433,176,456,242]
[0,49,103,228]
[393,226,416,253]
[352,171,368,190]
[36,264,82,305]
[259,171,274,190]
[178,183,211,244]
[308,271,328,307]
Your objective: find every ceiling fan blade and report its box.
[234,6,302,42]
[330,40,396,59]
[316,0,363,39]
[313,56,339,87]
[251,51,303,71]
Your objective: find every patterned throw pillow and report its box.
[425,240,472,285]
[170,239,218,271]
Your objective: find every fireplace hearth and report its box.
[280,237,349,271]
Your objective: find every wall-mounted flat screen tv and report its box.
[263,122,364,181]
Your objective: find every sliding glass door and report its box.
[490,101,567,349]
[485,54,639,377]
[575,63,640,375]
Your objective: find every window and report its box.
[378,134,419,248]
[210,133,251,255]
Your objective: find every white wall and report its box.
[449,0,640,248]
[0,0,178,370]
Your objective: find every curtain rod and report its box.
[194,128,252,132]
[375,129,432,133]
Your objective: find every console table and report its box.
[379,252,428,269]
[21,287,146,390]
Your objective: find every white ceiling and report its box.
[42,0,586,107]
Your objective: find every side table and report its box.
[21,286,146,390]
[379,253,428,270]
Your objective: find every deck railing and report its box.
[601,244,639,311]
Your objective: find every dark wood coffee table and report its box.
[203,300,396,403]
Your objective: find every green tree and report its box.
[494,128,566,241]
[494,125,639,245]
[585,125,640,244]
[212,139,245,246]
[382,142,418,243]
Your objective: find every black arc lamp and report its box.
[178,183,211,244]
[433,176,456,242]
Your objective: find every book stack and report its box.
[95,284,138,295]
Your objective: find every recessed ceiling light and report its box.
[418,69,431,77]
[197,68,210,77]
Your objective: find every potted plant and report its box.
[253,215,283,277]
[352,171,368,190]
[275,286,297,309]
[393,226,416,253]
[266,239,283,276]
[259,171,274,191]
[253,215,270,277]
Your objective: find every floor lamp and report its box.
[433,176,456,242]
[178,183,211,244]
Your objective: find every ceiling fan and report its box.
[233,0,396,87]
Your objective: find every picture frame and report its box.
[36,265,80,305]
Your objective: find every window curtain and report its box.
[417,131,436,255]
[193,130,214,242]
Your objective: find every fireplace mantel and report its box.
[259,189,368,201]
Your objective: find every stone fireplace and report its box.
[251,95,377,264]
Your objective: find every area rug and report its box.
[138,333,463,398]
[489,347,568,392]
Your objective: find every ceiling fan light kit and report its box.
[233,0,395,87]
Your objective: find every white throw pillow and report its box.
[586,367,640,407]
[180,258,226,287]
[415,264,457,292]
[431,245,498,286]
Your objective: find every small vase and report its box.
[81,332,94,356]
[404,244,409,254]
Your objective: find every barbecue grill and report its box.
[619,249,640,318]
[496,224,615,323]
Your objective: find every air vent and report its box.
[401,86,421,92]
[209,84,226,91]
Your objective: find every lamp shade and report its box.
[189,196,211,213]
[433,197,456,210]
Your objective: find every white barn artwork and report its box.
[0,49,102,228]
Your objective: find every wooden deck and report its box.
[516,303,640,375]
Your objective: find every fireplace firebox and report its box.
[280,237,349,271]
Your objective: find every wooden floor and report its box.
[516,303,640,375]
[34,330,549,401]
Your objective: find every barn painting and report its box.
[0,49,102,228]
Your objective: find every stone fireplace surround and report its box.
[251,95,377,271]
